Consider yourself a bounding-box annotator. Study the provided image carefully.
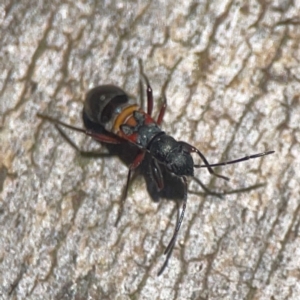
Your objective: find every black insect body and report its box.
[37,77,274,275]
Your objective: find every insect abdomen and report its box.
[83,85,137,134]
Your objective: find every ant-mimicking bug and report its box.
[37,71,274,275]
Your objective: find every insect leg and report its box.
[115,150,146,226]
[139,60,153,116]
[157,92,167,126]
[124,151,147,199]
[37,113,122,144]
[150,158,164,191]
[145,79,153,116]
[53,124,116,158]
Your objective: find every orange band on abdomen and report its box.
[113,104,139,133]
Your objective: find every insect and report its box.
[37,73,274,275]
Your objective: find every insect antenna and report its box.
[180,142,230,181]
[194,150,275,168]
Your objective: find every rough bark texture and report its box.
[0,1,299,299]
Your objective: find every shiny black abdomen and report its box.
[83,85,130,131]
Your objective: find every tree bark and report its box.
[0,1,299,299]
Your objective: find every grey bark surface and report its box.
[0,1,299,299]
